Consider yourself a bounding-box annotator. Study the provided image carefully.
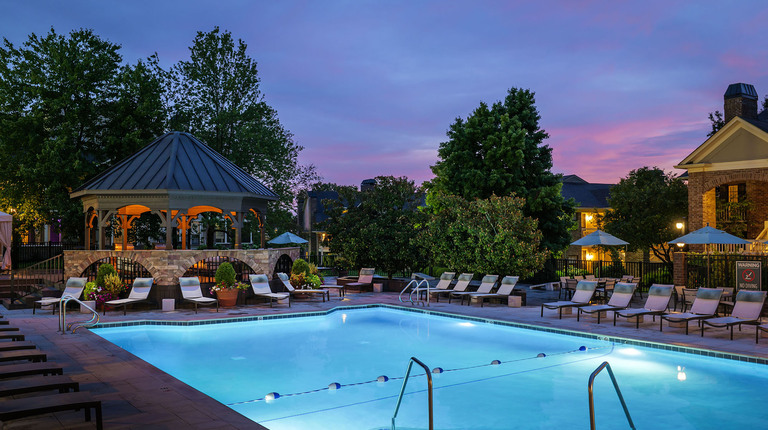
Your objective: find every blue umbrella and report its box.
[668,225,751,287]
[267,232,308,245]
[571,229,628,246]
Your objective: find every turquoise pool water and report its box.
[92,308,768,429]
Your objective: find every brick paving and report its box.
[2,285,767,429]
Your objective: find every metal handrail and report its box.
[391,356,433,430]
[59,296,100,334]
[588,361,635,430]
[398,279,430,306]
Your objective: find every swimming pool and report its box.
[92,307,768,429]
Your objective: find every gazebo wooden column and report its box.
[176,214,197,250]
[96,210,114,250]
[226,211,245,249]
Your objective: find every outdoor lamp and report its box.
[676,222,684,230]
[676,243,685,248]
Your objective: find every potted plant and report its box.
[210,262,247,306]
[87,264,126,310]
[290,259,323,290]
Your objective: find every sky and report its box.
[3,0,768,187]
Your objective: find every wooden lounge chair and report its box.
[0,349,47,363]
[179,276,218,313]
[33,277,88,315]
[0,392,102,430]
[0,326,20,332]
[467,276,520,307]
[0,374,79,397]
[0,332,25,341]
[104,277,154,315]
[0,341,36,352]
[450,275,498,305]
[613,284,674,328]
[541,280,598,319]
[0,362,63,380]
[430,273,473,302]
[577,282,638,324]
[346,268,375,292]
[418,272,455,300]
[660,288,723,334]
[701,290,767,339]
[277,272,329,302]
[249,274,291,307]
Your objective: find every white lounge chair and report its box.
[277,272,329,302]
[701,290,767,339]
[346,268,375,292]
[179,277,218,314]
[249,274,290,307]
[418,272,455,300]
[660,287,723,334]
[613,284,674,328]
[104,278,154,316]
[451,274,498,305]
[431,273,473,302]
[33,277,87,315]
[577,282,637,324]
[541,280,598,319]
[468,276,519,307]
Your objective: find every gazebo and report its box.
[70,131,278,250]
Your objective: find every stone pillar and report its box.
[673,252,687,286]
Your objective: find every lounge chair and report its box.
[249,274,290,307]
[468,276,519,307]
[0,349,47,363]
[418,272,455,300]
[431,273,473,302]
[0,333,25,341]
[33,277,87,315]
[541,280,598,319]
[0,392,102,430]
[701,290,767,339]
[104,277,154,315]
[660,287,723,334]
[451,274,498,305]
[0,341,36,352]
[178,277,218,314]
[277,272,329,302]
[576,282,638,324]
[0,374,79,397]
[0,362,63,380]
[613,284,674,328]
[346,268,375,292]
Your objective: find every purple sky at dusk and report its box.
[4,1,768,187]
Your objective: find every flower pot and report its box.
[216,289,239,307]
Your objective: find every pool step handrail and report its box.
[398,279,430,306]
[59,296,100,334]
[391,356,433,430]
[588,361,635,430]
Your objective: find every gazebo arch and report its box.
[70,131,277,250]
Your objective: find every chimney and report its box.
[360,178,376,192]
[724,83,758,123]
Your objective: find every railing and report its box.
[686,253,768,288]
[588,361,635,430]
[58,296,99,334]
[540,258,672,291]
[391,356,433,430]
[12,240,82,269]
[10,255,65,302]
[399,279,430,306]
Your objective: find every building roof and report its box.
[560,175,612,208]
[73,131,277,199]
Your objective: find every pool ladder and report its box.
[391,356,433,430]
[58,296,100,334]
[588,361,635,430]
[398,274,434,306]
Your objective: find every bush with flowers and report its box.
[289,259,323,289]
[85,270,126,306]
[209,262,248,294]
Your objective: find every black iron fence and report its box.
[12,241,82,269]
[80,257,152,285]
[686,253,768,289]
[182,257,256,285]
[534,258,672,290]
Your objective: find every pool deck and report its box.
[2,285,768,429]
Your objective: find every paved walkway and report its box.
[2,285,767,429]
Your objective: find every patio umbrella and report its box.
[571,230,628,277]
[267,232,308,245]
[667,225,751,287]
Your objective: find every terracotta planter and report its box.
[216,289,239,307]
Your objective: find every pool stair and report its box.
[391,356,433,430]
[588,361,635,430]
[399,274,434,307]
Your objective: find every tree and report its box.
[160,27,318,236]
[0,28,165,239]
[427,87,575,252]
[420,193,547,278]
[323,176,427,278]
[707,110,725,137]
[601,167,688,264]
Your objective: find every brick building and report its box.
[675,83,768,242]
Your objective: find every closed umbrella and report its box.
[571,230,628,277]
[668,225,751,287]
[267,232,308,245]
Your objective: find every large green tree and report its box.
[420,193,547,278]
[323,176,427,278]
[427,88,575,252]
[602,167,688,264]
[0,28,166,239]
[160,27,318,236]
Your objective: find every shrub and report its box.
[291,258,310,276]
[215,262,237,287]
[83,282,97,300]
[96,263,117,287]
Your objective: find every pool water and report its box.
[92,308,768,429]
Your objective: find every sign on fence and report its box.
[736,261,761,291]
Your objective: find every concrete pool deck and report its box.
[2,285,768,429]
